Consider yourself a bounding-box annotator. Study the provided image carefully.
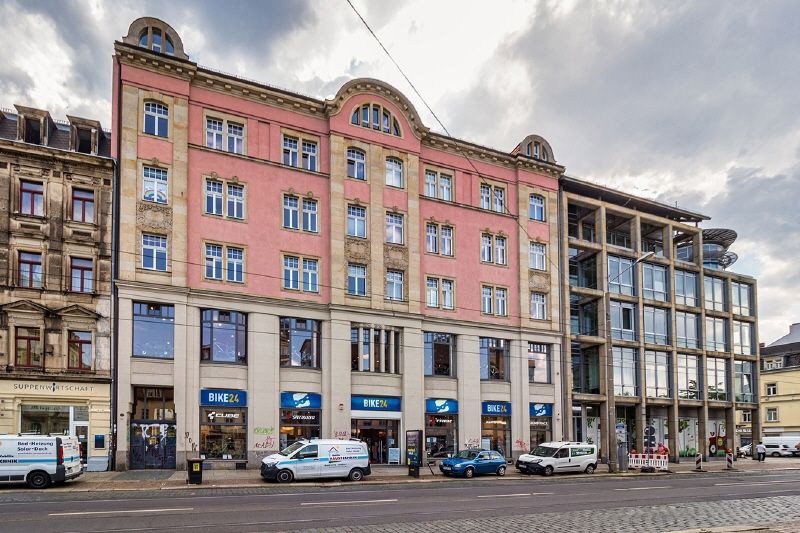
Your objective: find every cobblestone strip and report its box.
[293,495,800,533]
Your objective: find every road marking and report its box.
[300,498,397,506]
[50,507,193,517]
[65,519,316,533]
[614,486,671,491]
[531,492,555,495]
[477,493,530,498]
[715,480,797,487]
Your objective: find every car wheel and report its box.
[276,469,294,483]
[772,452,781,457]
[496,466,506,477]
[585,464,595,475]
[464,467,474,479]
[543,466,554,477]
[348,468,364,482]
[27,471,51,489]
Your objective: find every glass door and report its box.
[71,422,89,463]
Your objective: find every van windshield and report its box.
[531,446,559,457]
[454,450,479,460]
[279,442,306,456]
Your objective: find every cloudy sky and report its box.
[2,0,798,343]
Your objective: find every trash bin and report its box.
[187,458,204,485]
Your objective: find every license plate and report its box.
[441,466,451,470]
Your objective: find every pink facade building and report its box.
[112,18,564,469]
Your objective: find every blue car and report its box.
[439,449,507,478]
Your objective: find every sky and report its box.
[1,0,798,343]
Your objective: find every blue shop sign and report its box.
[482,401,512,416]
[425,399,458,414]
[530,403,553,417]
[200,389,247,407]
[281,392,322,410]
[351,395,401,412]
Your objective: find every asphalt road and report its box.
[3,471,800,532]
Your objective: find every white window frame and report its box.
[386,270,404,301]
[205,244,223,280]
[347,148,366,180]
[439,174,453,201]
[141,234,168,271]
[425,223,438,254]
[348,263,367,296]
[385,158,403,188]
[206,118,224,150]
[283,195,299,230]
[283,136,299,167]
[440,226,453,256]
[767,408,778,422]
[283,256,300,290]
[495,287,507,316]
[227,122,244,154]
[480,184,491,210]
[766,383,777,397]
[530,242,546,270]
[302,258,318,292]
[529,194,545,221]
[493,187,505,213]
[385,213,404,244]
[302,198,318,233]
[481,286,493,314]
[226,247,244,283]
[143,102,168,137]
[205,180,223,216]
[531,292,547,320]
[441,279,454,309]
[142,166,168,204]
[347,205,367,238]
[426,277,439,308]
[480,234,493,263]
[424,171,437,198]
[301,140,317,171]
[226,183,245,220]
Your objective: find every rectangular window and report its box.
[350,326,401,373]
[201,309,247,364]
[426,277,439,308]
[642,263,668,301]
[479,184,491,210]
[141,234,168,271]
[347,205,367,238]
[741,411,751,423]
[440,226,453,256]
[15,327,42,368]
[301,141,317,171]
[133,303,175,359]
[732,282,752,316]
[529,195,546,221]
[495,288,507,316]
[735,361,754,402]
[280,318,320,368]
[386,270,404,301]
[704,276,727,312]
[385,158,403,188]
[705,316,728,352]
[675,311,700,348]
[302,199,318,232]
[227,247,244,283]
[283,136,299,167]
[205,180,223,216]
[347,148,366,180]
[494,236,507,265]
[608,256,635,295]
[481,286,493,314]
[426,223,438,253]
[71,189,95,223]
[529,242,546,270]
[283,256,300,290]
[480,234,493,263]
[68,331,92,371]
[674,270,698,306]
[613,346,639,396]
[227,122,244,154]
[766,383,777,396]
[424,171,437,198]
[480,337,509,380]
[20,180,44,216]
[439,175,452,201]
[206,118,223,150]
[767,408,778,422]
[424,332,455,377]
[733,320,753,355]
[142,166,168,204]
[348,264,367,296]
[70,257,93,293]
[283,195,299,229]
[530,292,547,320]
[528,343,550,383]
[302,258,318,292]
[678,353,701,399]
[441,279,454,309]
[18,251,43,288]
[706,357,728,400]
[143,102,168,137]
[205,244,223,280]
[645,351,671,398]
[644,306,670,345]
[385,213,404,244]
[227,184,244,219]
[610,301,636,341]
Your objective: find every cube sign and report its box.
[200,389,247,407]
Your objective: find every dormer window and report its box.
[533,142,540,158]
[350,103,401,137]
[76,127,92,154]
[24,118,41,144]
[138,28,175,56]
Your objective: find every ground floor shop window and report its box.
[678,417,699,457]
[351,419,399,464]
[280,409,321,449]
[573,403,601,450]
[426,414,457,458]
[200,407,247,460]
[20,405,70,435]
[481,416,511,458]
[530,417,552,447]
[707,418,727,457]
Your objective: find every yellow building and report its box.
[760,323,800,438]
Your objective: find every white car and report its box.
[0,435,83,488]
[516,441,598,476]
[261,439,371,483]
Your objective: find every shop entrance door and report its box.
[129,422,177,469]
[351,419,399,464]
[71,422,89,463]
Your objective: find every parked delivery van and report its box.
[0,435,83,488]
[261,439,371,483]
[516,441,598,476]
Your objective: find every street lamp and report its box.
[605,250,654,473]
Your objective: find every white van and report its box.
[261,439,371,483]
[515,441,598,476]
[0,435,84,488]
[761,436,800,457]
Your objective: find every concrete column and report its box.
[511,339,530,458]
[248,312,279,465]
[175,302,192,470]
[115,297,133,470]
[327,314,353,438]
[750,406,762,460]
[458,335,481,448]
[668,396,680,463]
[402,325,424,441]
[725,405,736,457]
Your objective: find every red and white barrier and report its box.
[628,453,669,471]
[726,452,735,470]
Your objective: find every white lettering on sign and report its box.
[364,399,388,408]
[486,404,508,413]
[208,392,240,404]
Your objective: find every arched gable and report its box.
[516,134,556,164]
[122,17,188,60]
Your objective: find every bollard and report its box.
[726,452,735,470]
[693,453,704,472]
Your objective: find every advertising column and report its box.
[199,389,247,462]
[481,401,512,458]
[425,399,458,458]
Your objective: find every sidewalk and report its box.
[4,456,797,493]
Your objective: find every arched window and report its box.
[165,35,175,55]
[529,194,546,222]
[347,148,366,180]
[138,31,148,47]
[385,158,403,188]
[136,26,176,56]
[350,103,402,137]
[143,101,169,137]
[151,28,162,53]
